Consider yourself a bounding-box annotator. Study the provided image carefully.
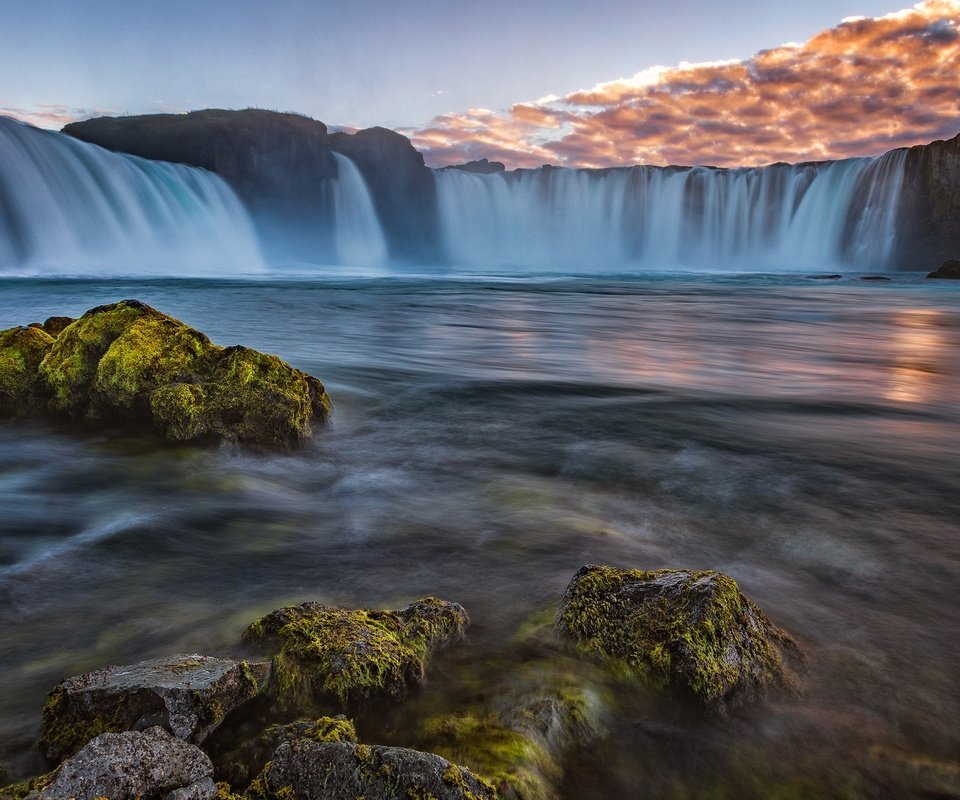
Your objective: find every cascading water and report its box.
[434,150,909,271]
[330,153,387,267]
[0,116,265,275]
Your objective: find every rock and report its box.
[42,318,75,337]
[927,258,960,279]
[249,739,495,800]
[26,727,214,800]
[0,327,55,415]
[243,597,468,708]
[423,611,611,800]
[896,132,960,268]
[555,565,802,710]
[806,274,842,279]
[860,275,891,281]
[40,654,269,763]
[2,298,332,447]
[444,159,506,175]
[216,715,359,790]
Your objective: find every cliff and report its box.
[64,110,438,264]
[895,132,960,268]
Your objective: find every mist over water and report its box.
[1,276,958,798]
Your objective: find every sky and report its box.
[1,0,958,168]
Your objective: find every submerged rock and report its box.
[40,654,268,763]
[423,612,611,800]
[0,327,55,415]
[249,739,495,800]
[1,299,332,446]
[243,597,468,708]
[555,565,802,710]
[927,258,960,279]
[26,727,214,800]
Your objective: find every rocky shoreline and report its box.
[1,567,802,800]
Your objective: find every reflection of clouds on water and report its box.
[885,309,947,405]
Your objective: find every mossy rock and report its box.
[423,712,553,800]
[556,565,802,710]
[244,597,469,709]
[421,655,609,800]
[249,739,495,800]
[0,326,55,415]
[23,299,331,447]
[217,715,359,789]
[39,654,269,763]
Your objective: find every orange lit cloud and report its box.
[410,0,960,168]
[0,103,117,130]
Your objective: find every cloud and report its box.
[0,103,107,129]
[410,0,960,168]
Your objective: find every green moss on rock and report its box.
[244,598,468,709]
[0,326,55,415]
[424,713,551,800]
[1,298,334,447]
[555,565,802,710]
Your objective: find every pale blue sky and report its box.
[0,0,914,129]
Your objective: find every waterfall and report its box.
[434,150,909,271]
[0,116,265,275]
[331,153,387,267]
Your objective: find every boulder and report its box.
[243,597,468,708]
[27,727,214,800]
[216,715,359,790]
[40,654,268,763]
[0,299,333,446]
[0,327,55,415]
[927,258,960,278]
[249,739,495,800]
[555,565,802,710]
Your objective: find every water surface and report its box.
[1,274,958,797]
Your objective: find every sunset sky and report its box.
[1,0,958,168]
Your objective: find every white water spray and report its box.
[434,151,908,271]
[0,116,265,275]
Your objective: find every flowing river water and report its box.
[0,274,958,798]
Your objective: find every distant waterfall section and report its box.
[330,153,387,267]
[0,116,265,275]
[434,151,909,271]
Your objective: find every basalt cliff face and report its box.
[896,131,960,267]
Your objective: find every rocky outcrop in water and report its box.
[40,655,268,763]
[243,597,469,708]
[0,300,332,447]
[556,565,802,710]
[26,727,215,800]
[927,258,960,279]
